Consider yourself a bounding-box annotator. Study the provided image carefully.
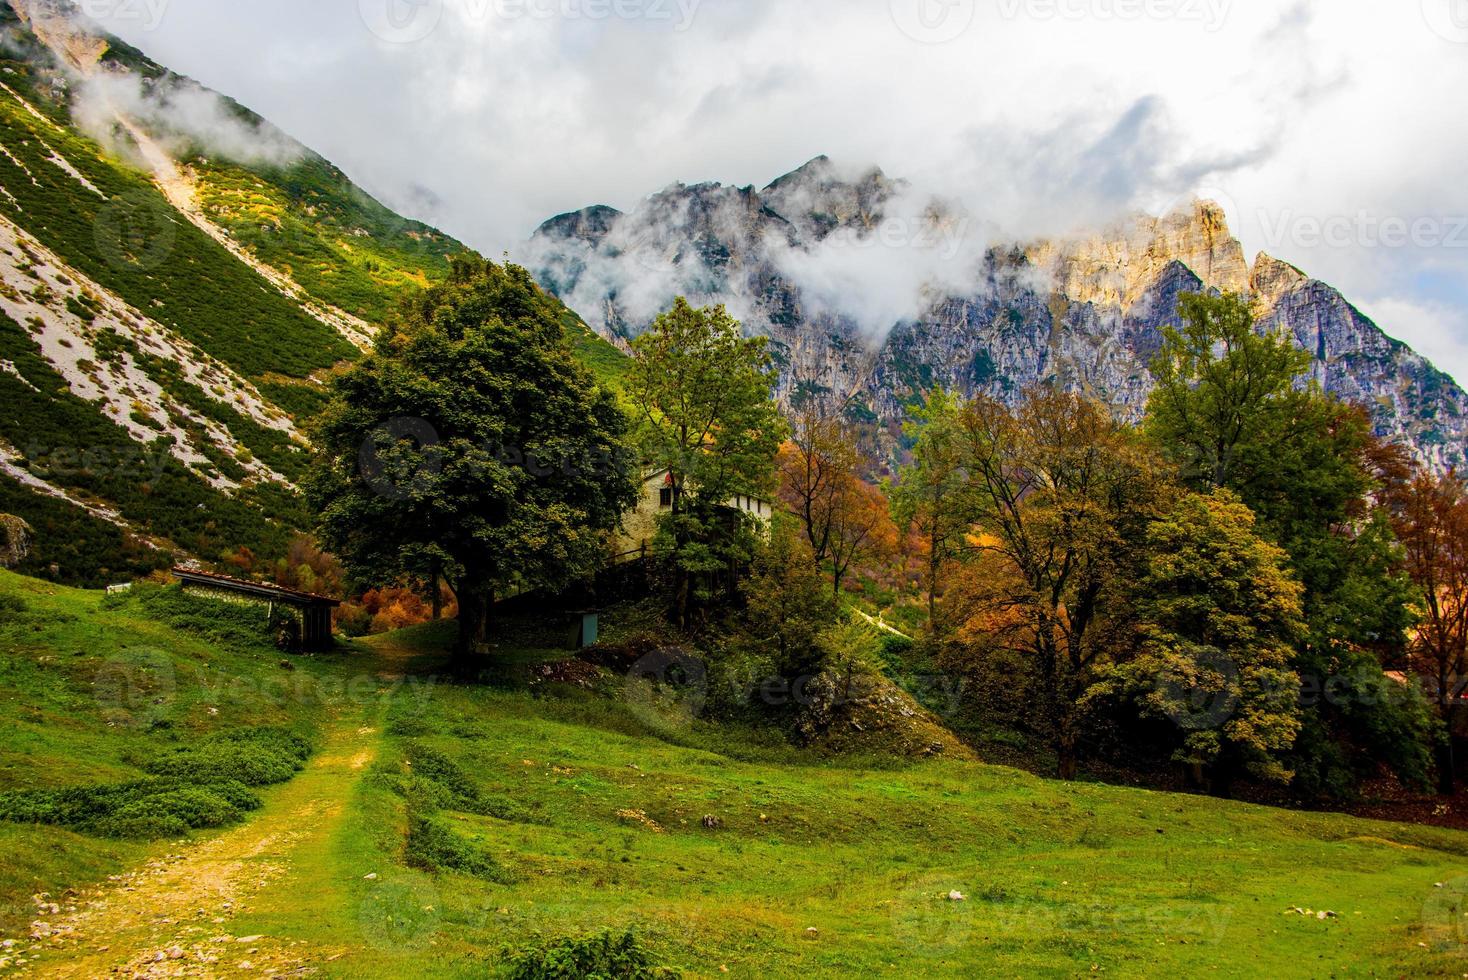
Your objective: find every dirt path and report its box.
[24,712,383,979]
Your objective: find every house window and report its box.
[659,487,673,509]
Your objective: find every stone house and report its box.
[613,469,774,560]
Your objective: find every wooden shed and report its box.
[172,567,341,652]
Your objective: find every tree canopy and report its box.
[624,298,785,621]
[311,258,638,671]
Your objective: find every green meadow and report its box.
[0,569,1466,977]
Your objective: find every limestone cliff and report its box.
[529,159,1468,470]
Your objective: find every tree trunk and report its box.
[453,581,493,678]
[430,562,443,621]
[1438,727,1458,796]
[674,568,690,629]
[1439,677,1458,795]
[1056,716,1079,780]
[1057,741,1078,781]
[926,551,939,631]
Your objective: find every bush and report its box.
[0,726,307,840]
[335,601,373,637]
[0,778,262,839]
[879,632,915,671]
[127,584,281,651]
[101,787,244,834]
[95,813,190,840]
[404,812,513,883]
[0,593,28,622]
[143,745,298,787]
[402,743,535,824]
[506,930,675,980]
[143,727,311,786]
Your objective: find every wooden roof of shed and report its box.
[172,568,342,607]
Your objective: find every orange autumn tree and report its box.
[1392,468,1468,791]
[827,476,899,595]
[947,387,1167,779]
[778,409,899,595]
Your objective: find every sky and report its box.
[86,0,1468,383]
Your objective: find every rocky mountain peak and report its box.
[7,0,108,74]
[526,162,1468,470]
[760,156,900,241]
[1250,251,1310,308]
[1032,198,1250,312]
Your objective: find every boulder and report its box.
[0,515,32,569]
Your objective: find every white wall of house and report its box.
[613,470,772,558]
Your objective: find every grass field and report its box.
[1,569,1467,977]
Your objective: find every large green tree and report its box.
[311,258,638,672]
[1145,291,1434,798]
[624,298,785,623]
[1146,291,1313,492]
[1119,491,1305,790]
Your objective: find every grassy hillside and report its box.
[0,7,631,582]
[1,570,1466,976]
[0,62,356,380]
[189,155,461,325]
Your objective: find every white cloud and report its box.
[84,0,1468,378]
[73,70,306,168]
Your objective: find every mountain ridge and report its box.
[528,159,1468,471]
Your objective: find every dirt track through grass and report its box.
[27,708,383,978]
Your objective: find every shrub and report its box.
[404,813,513,883]
[95,813,190,840]
[102,786,244,833]
[0,778,261,839]
[0,726,307,840]
[143,727,311,786]
[506,930,675,980]
[402,742,534,824]
[879,632,915,671]
[0,593,28,622]
[335,601,373,637]
[125,584,281,651]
